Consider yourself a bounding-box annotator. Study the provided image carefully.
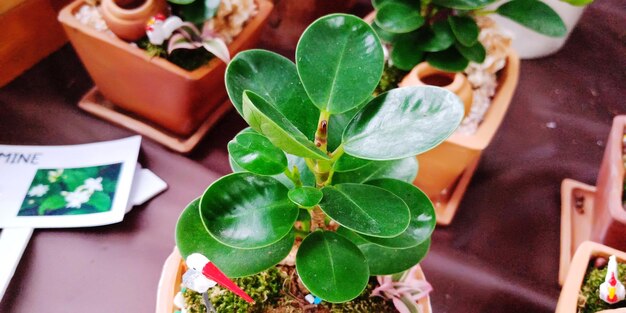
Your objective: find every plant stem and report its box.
[315,110,331,152]
[474,9,496,16]
[309,205,326,231]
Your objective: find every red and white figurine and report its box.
[599,255,626,304]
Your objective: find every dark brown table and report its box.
[1,1,624,312]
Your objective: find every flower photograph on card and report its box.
[18,163,122,216]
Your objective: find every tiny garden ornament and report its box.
[600,256,626,304]
[146,14,184,45]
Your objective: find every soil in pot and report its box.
[578,256,626,313]
[178,266,397,313]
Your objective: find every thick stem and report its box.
[314,110,330,152]
[309,206,326,231]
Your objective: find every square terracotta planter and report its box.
[556,241,626,313]
[155,247,432,313]
[58,0,273,137]
[559,116,626,285]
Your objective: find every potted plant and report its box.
[557,241,626,313]
[559,115,626,285]
[58,0,273,152]
[157,13,465,312]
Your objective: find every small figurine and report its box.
[146,14,184,45]
[600,255,626,304]
[183,253,254,303]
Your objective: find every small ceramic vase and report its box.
[100,0,167,41]
[399,62,473,117]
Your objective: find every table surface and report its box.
[1,1,624,312]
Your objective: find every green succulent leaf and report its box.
[296,14,384,114]
[168,0,194,4]
[338,227,431,275]
[342,86,464,160]
[332,157,418,184]
[448,16,479,47]
[288,187,323,208]
[333,154,372,172]
[200,172,298,249]
[455,41,486,63]
[319,184,410,237]
[496,0,567,37]
[176,199,295,277]
[371,21,403,43]
[375,2,425,33]
[391,36,425,71]
[327,105,366,152]
[362,178,435,248]
[431,0,498,9]
[226,50,319,140]
[296,231,369,303]
[426,46,470,72]
[180,0,220,24]
[242,91,329,160]
[372,0,421,9]
[227,132,288,176]
[414,21,455,52]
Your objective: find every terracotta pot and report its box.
[559,115,626,284]
[155,247,432,313]
[100,0,167,41]
[58,0,273,137]
[556,241,626,313]
[399,62,473,117]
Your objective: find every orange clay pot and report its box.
[556,241,626,313]
[58,0,273,137]
[559,115,626,284]
[399,62,473,118]
[100,0,167,41]
[155,247,432,313]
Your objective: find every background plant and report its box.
[372,0,568,72]
[176,14,464,303]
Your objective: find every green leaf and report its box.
[180,0,220,24]
[559,0,593,6]
[333,154,372,172]
[448,16,479,46]
[431,0,498,9]
[288,187,323,208]
[228,132,288,176]
[168,0,194,5]
[426,46,470,72]
[296,14,384,114]
[375,2,425,33]
[338,227,431,275]
[296,231,369,302]
[371,21,403,43]
[414,21,455,52]
[342,86,464,160]
[332,157,418,184]
[391,36,425,71]
[38,195,66,214]
[372,0,421,9]
[455,41,486,63]
[319,184,410,237]
[327,105,365,152]
[226,50,319,140]
[242,91,329,160]
[63,170,89,191]
[496,0,567,37]
[362,179,435,248]
[176,199,295,277]
[200,172,299,249]
[87,192,112,212]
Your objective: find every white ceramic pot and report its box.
[488,0,587,59]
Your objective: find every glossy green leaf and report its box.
[414,21,455,52]
[448,16,479,47]
[296,14,384,114]
[333,154,372,172]
[327,105,365,152]
[426,46,470,72]
[226,50,319,140]
[371,21,402,43]
[332,157,418,184]
[362,178,435,248]
[372,0,421,9]
[496,0,567,37]
[180,0,220,24]
[200,172,298,249]
[391,36,425,71]
[176,199,295,277]
[375,2,424,33]
[455,41,486,63]
[296,231,369,302]
[559,0,592,6]
[168,0,194,4]
[288,187,323,208]
[431,0,498,9]
[338,227,431,275]
[342,86,464,160]
[227,132,288,176]
[319,184,410,237]
[242,91,329,160]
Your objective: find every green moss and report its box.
[135,37,214,72]
[578,261,626,313]
[325,281,396,312]
[375,63,408,95]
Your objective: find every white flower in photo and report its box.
[83,177,103,193]
[61,190,91,208]
[28,184,49,197]
[48,169,64,183]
